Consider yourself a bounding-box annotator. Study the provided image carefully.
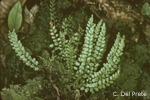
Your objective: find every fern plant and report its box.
[48,0,125,93]
[7,0,125,94]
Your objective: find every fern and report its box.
[49,13,125,93]
[8,29,39,71]
[7,0,125,95]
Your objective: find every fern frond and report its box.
[8,29,39,71]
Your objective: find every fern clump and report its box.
[7,0,125,96]
[49,13,125,93]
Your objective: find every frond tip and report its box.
[8,29,39,71]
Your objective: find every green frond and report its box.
[8,29,39,71]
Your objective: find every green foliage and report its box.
[49,0,57,25]
[8,1,22,31]
[1,78,43,100]
[4,45,12,56]
[117,60,141,90]
[6,1,125,98]
[34,0,51,33]
[4,0,129,99]
[49,12,125,93]
[1,50,25,89]
[141,2,150,18]
[103,44,150,100]
[25,29,48,53]
[56,0,70,10]
[132,45,150,65]
[8,29,39,71]
[38,51,55,70]
[1,87,24,100]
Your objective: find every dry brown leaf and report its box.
[105,3,135,27]
[132,32,140,43]
[143,24,150,43]
[74,89,81,100]
[24,5,39,24]
[144,24,150,37]
[0,54,6,68]
[87,0,150,43]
